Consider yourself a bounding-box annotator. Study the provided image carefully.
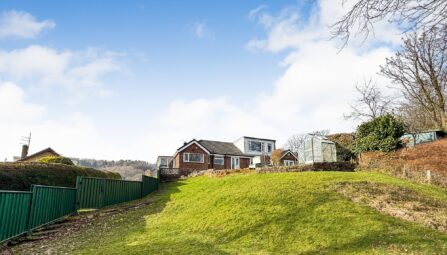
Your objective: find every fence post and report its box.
[75,176,82,210]
[140,175,144,198]
[26,185,37,235]
[426,170,432,184]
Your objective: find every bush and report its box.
[0,162,121,191]
[327,133,355,161]
[38,156,74,165]
[354,114,405,153]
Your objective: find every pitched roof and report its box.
[18,147,60,161]
[198,140,251,157]
[280,149,298,160]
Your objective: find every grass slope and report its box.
[12,172,447,254]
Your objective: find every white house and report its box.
[234,136,276,167]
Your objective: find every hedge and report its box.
[0,162,121,191]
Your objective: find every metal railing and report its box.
[0,175,159,243]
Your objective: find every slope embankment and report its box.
[359,139,447,188]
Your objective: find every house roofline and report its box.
[173,140,211,159]
[236,136,276,142]
[279,150,298,160]
[18,147,60,162]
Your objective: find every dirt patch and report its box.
[336,182,447,233]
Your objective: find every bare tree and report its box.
[285,130,330,153]
[398,99,438,132]
[311,130,331,136]
[345,78,394,121]
[285,134,306,153]
[381,26,447,130]
[332,0,447,46]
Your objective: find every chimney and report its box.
[21,144,29,159]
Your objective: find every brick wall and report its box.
[176,143,210,171]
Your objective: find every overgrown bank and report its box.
[0,162,121,191]
[359,139,447,188]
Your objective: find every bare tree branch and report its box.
[332,0,447,47]
[344,78,394,121]
[381,26,447,130]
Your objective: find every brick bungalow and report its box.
[172,139,253,174]
[279,149,298,166]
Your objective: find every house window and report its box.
[267,143,272,153]
[160,158,168,167]
[183,153,204,163]
[284,160,295,166]
[248,141,262,152]
[214,156,224,165]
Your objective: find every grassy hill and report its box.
[8,172,447,254]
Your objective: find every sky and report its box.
[0,0,403,162]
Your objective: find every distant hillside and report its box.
[71,158,156,180]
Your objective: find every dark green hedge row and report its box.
[0,162,121,191]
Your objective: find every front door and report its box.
[231,157,240,169]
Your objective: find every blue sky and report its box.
[0,1,402,161]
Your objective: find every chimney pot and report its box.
[21,145,29,159]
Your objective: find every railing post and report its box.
[26,185,36,235]
[75,176,82,210]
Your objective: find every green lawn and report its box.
[13,172,447,254]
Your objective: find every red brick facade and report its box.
[174,143,251,172]
[174,143,210,172]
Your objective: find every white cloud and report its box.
[0,10,55,39]
[0,82,122,161]
[0,81,45,123]
[248,5,268,20]
[139,98,279,161]
[142,0,402,161]
[192,20,214,39]
[0,45,121,97]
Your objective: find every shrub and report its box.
[38,156,74,165]
[0,162,121,191]
[271,149,284,166]
[327,133,355,161]
[354,114,405,153]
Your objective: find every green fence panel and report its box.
[76,177,144,209]
[142,176,159,197]
[0,191,32,242]
[27,185,77,230]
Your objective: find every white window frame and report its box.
[267,143,272,153]
[183,153,204,163]
[231,157,240,169]
[283,160,295,166]
[214,156,224,165]
[248,141,263,153]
